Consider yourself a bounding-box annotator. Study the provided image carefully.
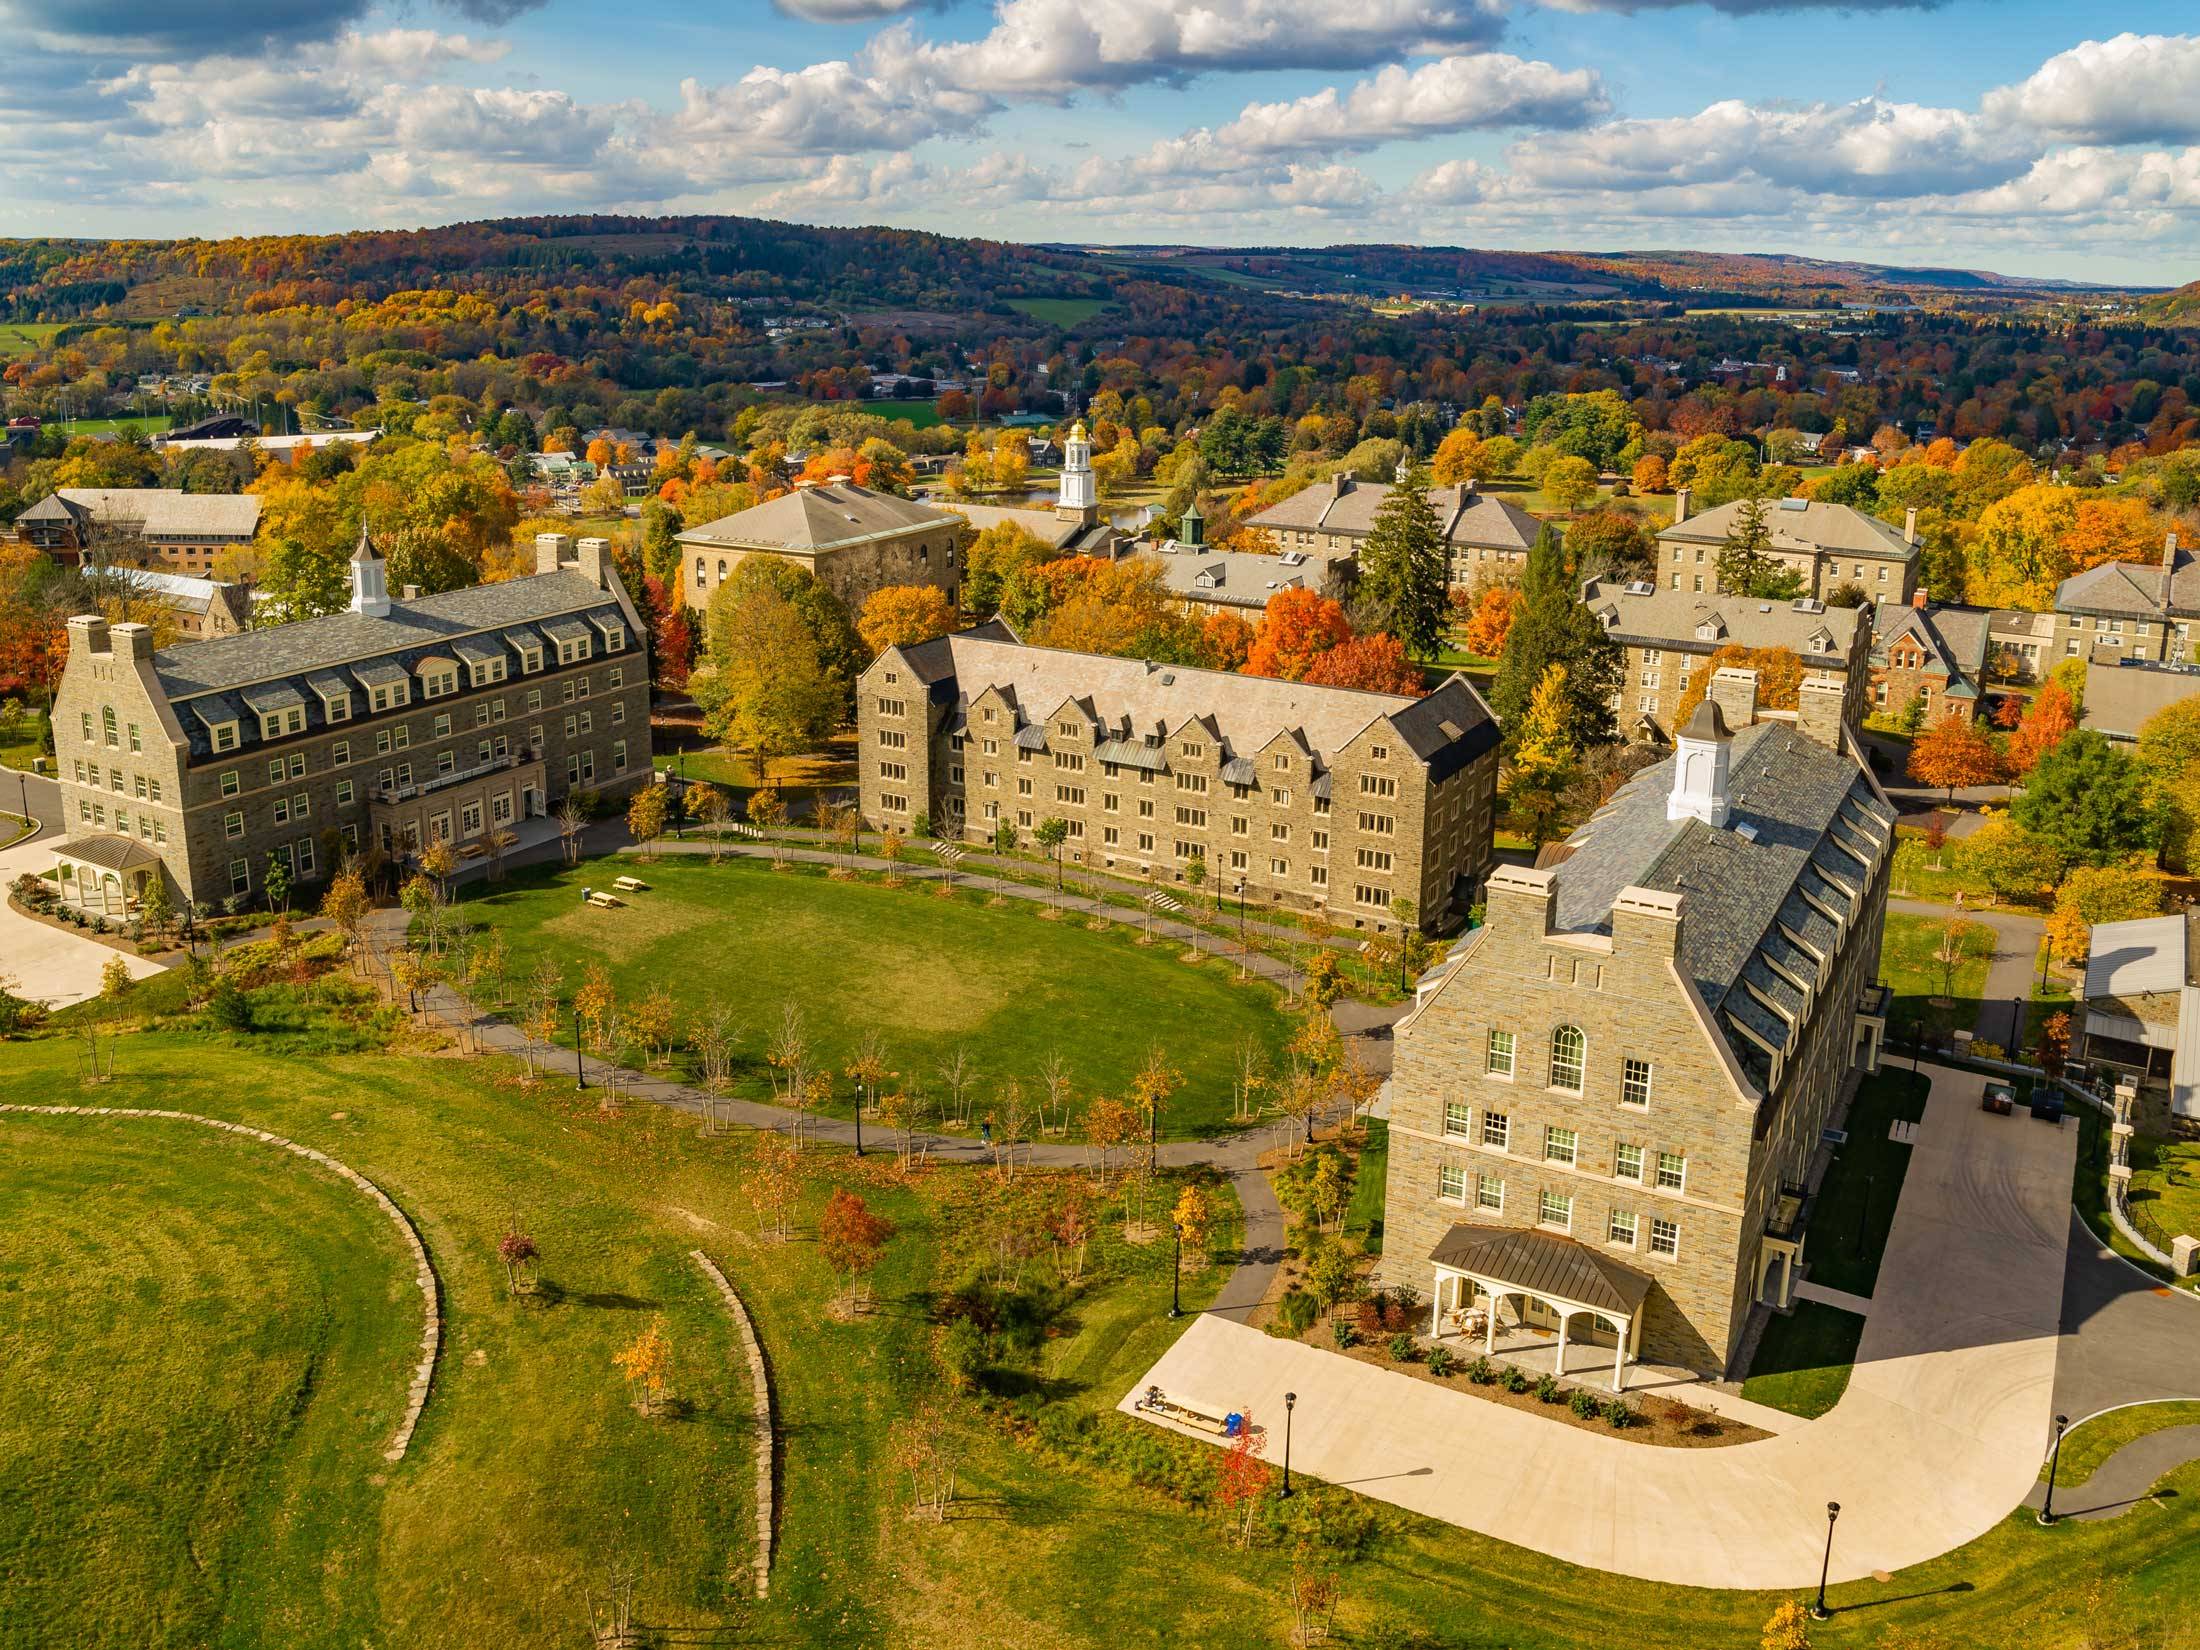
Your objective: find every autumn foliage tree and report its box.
[1300,633,1424,695]
[1907,714,2002,802]
[1462,584,1522,657]
[614,1317,674,1416]
[1212,1416,1273,1547]
[2004,679,2077,778]
[1245,586,1352,680]
[858,583,959,657]
[819,1186,894,1314]
[1672,645,1804,725]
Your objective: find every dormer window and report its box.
[321,689,351,721]
[558,636,590,666]
[468,658,507,689]
[604,625,625,652]
[421,667,457,698]
[211,722,238,753]
[258,707,304,741]
[518,643,542,673]
[371,682,409,713]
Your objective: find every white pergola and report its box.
[1428,1223,1655,1394]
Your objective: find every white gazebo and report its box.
[1428,1223,1654,1393]
[50,833,165,919]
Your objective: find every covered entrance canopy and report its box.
[51,833,163,918]
[1429,1223,1655,1392]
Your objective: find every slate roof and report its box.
[677,482,959,552]
[1581,578,1861,663]
[885,622,1497,778]
[1138,545,1330,610]
[941,501,1114,554]
[1659,497,1913,561]
[1249,478,1542,551]
[2079,657,2200,740]
[1546,721,1895,1097]
[2056,548,2199,619]
[1428,1223,1655,1316]
[1869,600,1993,698]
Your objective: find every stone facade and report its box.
[857,623,1500,931]
[2052,536,2200,669]
[1381,681,1895,1376]
[16,487,260,574]
[1247,473,1543,588]
[1657,492,1918,603]
[49,534,651,911]
[678,480,968,614]
[1866,598,1992,726]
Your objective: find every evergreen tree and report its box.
[1491,524,1619,751]
[2011,729,2162,865]
[1715,493,1806,599]
[1355,465,1447,657]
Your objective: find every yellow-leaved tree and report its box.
[1502,662,1577,847]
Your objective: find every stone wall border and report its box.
[689,1248,775,1600]
[0,1103,442,1462]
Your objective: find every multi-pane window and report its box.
[1538,1188,1572,1230]
[1475,1175,1504,1212]
[1485,1028,1515,1077]
[1443,1101,1471,1138]
[1650,1218,1680,1258]
[1438,1164,1467,1202]
[1608,1209,1638,1246]
[1543,1126,1577,1166]
[1548,1025,1586,1092]
[1615,1142,1643,1182]
[1655,1152,1687,1192]
[1481,1111,1509,1150]
[1622,1058,1653,1108]
[224,810,244,839]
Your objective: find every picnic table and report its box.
[1134,1386,1246,1437]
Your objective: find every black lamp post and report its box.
[573,1008,586,1091]
[1812,1501,1840,1620]
[853,1077,866,1158]
[2011,995,2024,1054]
[1169,1220,1183,1319]
[1234,876,1245,942]
[2039,1413,2070,1525]
[1281,1391,1297,1497]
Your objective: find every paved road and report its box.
[2054,1209,2200,1421]
[1125,1060,2076,1588]
[0,771,163,1008]
[2022,1424,2200,1522]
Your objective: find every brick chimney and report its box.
[110,620,155,661]
[1912,587,1928,610]
[1673,486,1692,525]
[1707,665,1759,730]
[1483,865,1555,937]
[67,613,110,658]
[1904,507,1919,546]
[1797,672,1847,749]
[535,532,573,574]
[1331,472,1355,498]
[1610,886,1684,961]
[576,536,611,589]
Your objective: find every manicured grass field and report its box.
[1008,297,1109,326]
[46,413,174,437]
[1808,1068,1930,1298]
[451,854,1297,1136]
[5,1023,2199,1648]
[860,396,945,427]
[1742,1302,1866,1419]
[0,322,66,357]
[2125,1131,2200,1251]
[0,1117,413,1647]
[1344,1117,1388,1255]
[2048,1402,2200,1487]
[1881,909,1998,1041]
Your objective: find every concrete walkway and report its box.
[1793,1280,1874,1317]
[2021,1423,2200,1522]
[0,773,164,1008]
[1122,1061,2076,1589]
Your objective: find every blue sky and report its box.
[2,0,2197,284]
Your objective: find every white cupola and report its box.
[349,522,391,618]
[1666,698,1731,827]
[1056,419,1097,525]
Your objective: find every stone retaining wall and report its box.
[0,1103,442,1462]
[689,1249,775,1600]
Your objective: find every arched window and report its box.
[1549,1025,1586,1093]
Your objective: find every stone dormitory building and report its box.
[1246,470,1544,587]
[856,621,1501,932]
[1656,491,1919,603]
[16,487,261,573]
[1381,665,1896,1381]
[46,532,651,916]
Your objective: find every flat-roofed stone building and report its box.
[1380,670,1896,1380]
[1247,473,1543,587]
[678,480,969,613]
[1580,575,1870,741]
[1657,493,1918,603]
[857,621,1500,932]
[47,532,651,914]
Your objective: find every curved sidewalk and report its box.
[1123,1061,2077,1589]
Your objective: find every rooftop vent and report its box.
[1780,498,1810,511]
[1733,820,1760,842]
[1792,597,1825,614]
[1624,579,1655,596]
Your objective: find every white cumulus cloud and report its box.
[1983,34,2200,146]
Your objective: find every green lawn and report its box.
[0,1117,414,1646]
[46,413,174,438]
[6,1007,2200,1646]
[2071,1104,2193,1288]
[1344,1118,1388,1255]
[1742,1303,1866,1419]
[2125,1132,2200,1251]
[1881,909,1998,1042]
[1808,1068,1930,1298]
[449,854,1296,1137]
[0,704,50,772]
[1008,297,1109,326]
[861,396,945,427]
[0,322,64,357]
[1889,831,2054,914]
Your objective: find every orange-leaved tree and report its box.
[1301,633,1426,695]
[1907,713,2003,802]
[1462,585,1522,657]
[1245,585,1351,681]
[1672,645,1803,725]
[2005,679,2077,778]
[858,584,959,657]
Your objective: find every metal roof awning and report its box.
[1220,756,1257,786]
[53,834,163,872]
[1428,1223,1655,1317]
[1095,737,1166,772]
[1012,724,1049,751]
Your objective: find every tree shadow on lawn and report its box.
[525,1279,661,1311]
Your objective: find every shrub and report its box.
[1535,1373,1563,1404]
[1425,1346,1456,1379]
[207,977,254,1032]
[1381,1300,1414,1334]
[1277,1289,1320,1338]
[1385,1332,1417,1364]
[1604,1398,1636,1430]
[1466,1355,1495,1385]
[937,1318,989,1393]
[1353,1299,1385,1339]
[1568,1387,1601,1419]
[1332,1320,1358,1351]
[1500,1367,1529,1394]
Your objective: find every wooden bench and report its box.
[612,875,649,893]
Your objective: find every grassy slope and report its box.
[1007,297,1109,326]
[1881,909,1998,1040]
[1808,1068,1930,1297]
[4,1024,2200,1646]
[2126,1133,2200,1247]
[453,855,1295,1137]
[0,1118,412,1648]
[2048,1402,2200,1487]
